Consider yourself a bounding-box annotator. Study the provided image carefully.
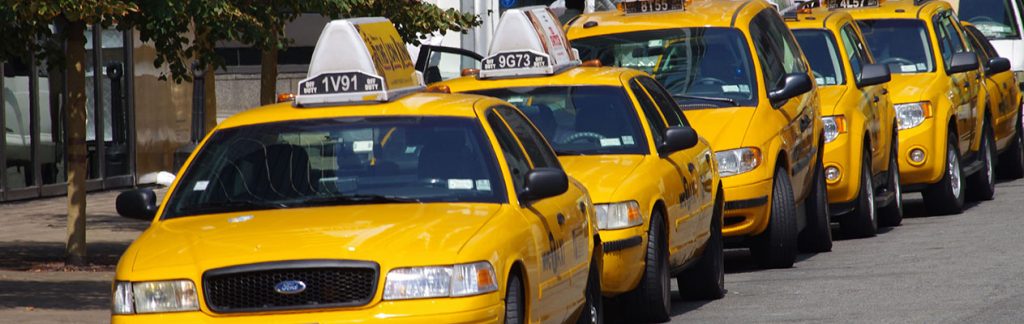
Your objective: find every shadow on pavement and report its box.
[0,280,111,310]
[0,241,130,271]
[40,213,149,233]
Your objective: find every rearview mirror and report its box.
[658,126,699,156]
[768,73,813,105]
[858,64,891,88]
[948,52,979,74]
[116,189,158,220]
[987,57,1011,76]
[519,168,569,203]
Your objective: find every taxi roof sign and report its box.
[618,0,686,14]
[827,0,881,9]
[294,18,422,106]
[479,6,581,79]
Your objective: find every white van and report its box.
[950,0,1024,88]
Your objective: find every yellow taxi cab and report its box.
[961,22,1024,179]
[785,6,902,237]
[837,0,994,214]
[564,0,832,269]
[426,7,725,321]
[110,18,603,324]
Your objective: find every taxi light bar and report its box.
[294,18,423,107]
[617,0,686,14]
[581,59,603,67]
[461,68,480,77]
[276,92,295,103]
[479,6,581,79]
[827,0,882,9]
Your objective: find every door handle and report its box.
[557,213,565,226]
[688,163,696,173]
[873,96,880,103]
[881,88,888,95]
[963,81,971,88]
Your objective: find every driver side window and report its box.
[630,79,667,145]
[487,111,531,193]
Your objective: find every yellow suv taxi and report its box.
[786,6,903,238]
[428,7,725,321]
[111,18,602,324]
[565,0,832,269]
[840,0,994,214]
[961,22,1024,180]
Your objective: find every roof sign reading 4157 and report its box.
[483,51,550,71]
[300,72,384,95]
[621,0,685,14]
[828,0,880,9]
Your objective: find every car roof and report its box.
[215,92,504,130]
[833,0,950,21]
[566,0,772,40]
[440,66,643,92]
[786,7,856,31]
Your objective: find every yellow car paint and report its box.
[962,22,1023,160]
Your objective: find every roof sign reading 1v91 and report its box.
[479,6,581,79]
[828,0,881,9]
[294,17,423,106]
[619,0,686,14]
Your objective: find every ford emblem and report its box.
[274,280,307,295]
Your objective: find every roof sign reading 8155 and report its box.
[620,0,685,14]
[828,0,880,9]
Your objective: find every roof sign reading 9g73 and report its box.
[294,18,423,106]
[479,6,581,79]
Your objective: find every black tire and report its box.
[750,167,799,269]
[878,134,903,227]
[798,160,833,252]
[923,130,966,215]
[633,212,671,323]
[999,122,1024,179]
[968,123,996,201]
[504,274,525,324]
[576,253,603,324]
[677,191,725,300]
[839,151,877,238]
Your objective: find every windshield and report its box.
[572,28,759,107]
[793,30,845,86]
[858,19,936,74]
[163,117,507,218]
[469,86,648,155]
[957,0,1022,40]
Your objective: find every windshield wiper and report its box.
[180,200,289,214]
[674,94,738,106]
[297,194,421,206]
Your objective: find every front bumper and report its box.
[897,118,946,188]
[112,293,503,323]
[721,177,773,238]
[598,226,647,295]
[822,133,862,205]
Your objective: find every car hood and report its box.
[817,86,848,116]
[886,74,937,104]
[683,107,756,150]
[559,155,644,202]
[129,203,503,272]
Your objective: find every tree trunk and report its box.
[203,64,216,134]
[65,20,88,266]
[260,47,278,106]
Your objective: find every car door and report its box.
[935,11,981,153]
[487,107,586,323]
[966,25,1020,145]
[414,45,483,84]
[750,10,818,201]
[840,23,888,171]
[628,77,699,265]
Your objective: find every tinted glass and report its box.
[470,86,648,155]
[495,106,561,168]
[630,80,668,145]
[572,28,758,107]
[935,13,969,68]
[163,117,506,218]
[487,112,531,193]
[637,77,690,127]
[858,19,936,73]
[793,29,845,86]
[957,0,1021,40]
[751,10,809,89]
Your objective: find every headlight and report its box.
[112,280,200,314]
[822,115,846,143]
[895,102,931,130]
[594,201,642,230]
[716,148,762,177]
[383,261,497,300]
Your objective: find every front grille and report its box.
[203,260,379,313]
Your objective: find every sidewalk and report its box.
[0,189,157,323]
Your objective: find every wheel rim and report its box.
[865,168,875,222]
[985,139,994,185]
[589,304,597,324]
[948,146,961,198]
[659,249,670,310]
[893,160,902,211]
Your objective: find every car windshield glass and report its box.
[469,86,648,155]
[958,0,1021,40]
[858,19,936,73]
[162,116,506,218]
[572,28,758,107]
[793,30,845,86]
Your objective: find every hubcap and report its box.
[589,304,597,324]
[893,163,902,210]
[948,146,961,198]
[985,140,994,185]
[866,170,875,222]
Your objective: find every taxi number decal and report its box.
[300,72,384,95]
[621,0,684,14]
[827,0,879,9]
[483,51,549,71]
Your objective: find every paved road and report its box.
[643,178,1024,323]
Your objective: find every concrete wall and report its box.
[214,71,306,122]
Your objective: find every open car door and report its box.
[415,45,483,84]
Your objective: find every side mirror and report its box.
[858,64,891,88]
[519,168,569,203]
[768,73,813,105]
[116,189,158,220]
[948,52,980,74]
[658,126,699,156]
[987,57,1011,76]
